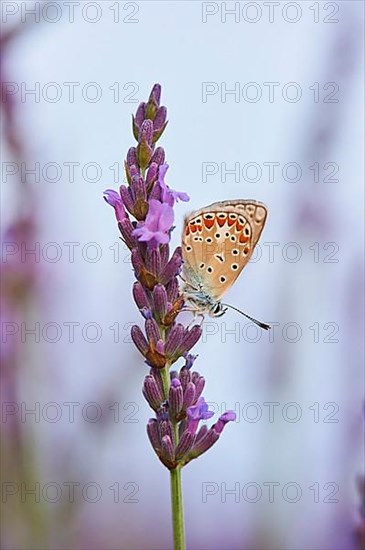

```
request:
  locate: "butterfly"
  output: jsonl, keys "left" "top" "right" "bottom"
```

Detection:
{"left": 181, "top": 199, "right": 270, "bottom": 330}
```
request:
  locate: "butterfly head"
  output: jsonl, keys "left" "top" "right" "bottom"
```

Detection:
{"left": 182, "top": 282, "right": 228, "bottom": 318}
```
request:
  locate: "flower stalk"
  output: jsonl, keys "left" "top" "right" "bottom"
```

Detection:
{"left": 104, "top": 84, "right": 236, "bottom": 550}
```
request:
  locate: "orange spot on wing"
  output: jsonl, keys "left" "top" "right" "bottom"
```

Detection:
{"left": 189, "top": 224, "right": 197, "bottom": 233}
{"left": 227, "top": 217, "right": 236, "bottom": 226}
{"left": 204, "top": 219, "right": 214, "bottom": 229}
{"left": 239, "top": 233, "right": 249, "bottom": 244}
{"left": 236, "top": 222, "right": 244, "bottom": 232}
{"left": 217, "top": 215, "right": 227, "bottom": 227}
{"left": 185, "top": 226, "right": 190, "bottom": 236}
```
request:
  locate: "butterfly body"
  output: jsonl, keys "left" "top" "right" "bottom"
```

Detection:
{"left": 181, "top": 199, "right": 268, "bottom": 321}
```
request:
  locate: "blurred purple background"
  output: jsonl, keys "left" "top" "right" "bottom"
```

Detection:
{"left": 1, "top": 1, "right": 364, "bottom": 549}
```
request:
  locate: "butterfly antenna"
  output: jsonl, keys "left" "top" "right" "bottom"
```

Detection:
{"left": 221, "top": 303, "right": 271, "bottom": 330}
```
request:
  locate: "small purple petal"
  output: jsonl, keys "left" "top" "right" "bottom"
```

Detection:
{"left": 158, "top": 164, "right": 190, "bottom": 206}
{"left": 213, "top": 411, "right": 237, "bottom": 434}
{"left": 103, "top": 189, "right": 127, "bottom": 221}
{"left": 133, "top": 200, "right": 174, "bottom": 249}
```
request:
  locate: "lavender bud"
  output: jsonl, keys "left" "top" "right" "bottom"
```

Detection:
{"left": 135, "top": 102, "right": 146, "bottom": 127}
{"left": 131, "top": 248, "right": 144, "bottom": 277}
{"left": 118, "top": 185, "right": 133, "bottom": 214}
{"left": 150, "top": 146, "right": 165, "bottom": 166}
{"left": 189, "top": 429, "right": 219, "bottom": 459}
{"left": 153, "top": 106, "right": 167, "bottom": 131}
{"left": 147, "top": 418, "right": 161, "bottom": 452}
{"left": 146, "top": 162, "right": 158, "bottom": 186}
{"left": 138, "top": 119, "right": 153, "bottom": 145}
{"left": 131, "top": 175, "right": 147, "bottom": 202}
{"left": 160, "top": 247, "right": 183, "bottom": 285}
{"left": 179, "top": 366, "right": 192, "bottom": 390}
{"left": 182, "top": 382, "right": 196, "bottom": 410}
{"left": 175, "top": 431, "right": 195, "bottom": 462}
{"left": 161, "top": 435, "right": 175, "bottom": 465}
{"left": 165, "top": 324, "right": 185, "bottom": 358}
{"left": 166, "top": 278, "right": 179, "bottom": 304}
{"left": 131, "top": 325, "right": 148, "bottom": 356}
{"left": 153, "top": 284, "right": 168, "bottom": 322}
{"left": 149, "top": 368, "right": 165, "bottom": 397}
{"left": 143, "top": 375, "right": 164, "bottom": 410}
{"left": 192, "top": 373, "right": 205, "bottom": 402}
{"left": 145, "top": 318, "right": 160, "bottom": 346}
{"left": 169, "top": 378, "right": 183, "bottom": 418}
{"left": 146, "top": 248, "right": 161, "bottom": 277}
{"left": 159, "top": 244, "right": 169, "bottom": 269}
{"left": 130, "top": 164, "right": 139, "bottom": 177}
{"left": 149, "top": 182, "right": 161, "bottom": 201}
{"left": 118, "top": 219, "right": 137, "bottom": 249}
{"left": 170, "top": 370, "right": 178, "bottom": 380}
{"left": 149, "top": 83, "right": 161, "bottom": 106}
{"left": 127, "top": 147, "right": 138, "bottom": 167}
{"left": 195, "top": 424, "right": 208, "bottom": 442}
{"left": 132, "top": 281, "right": 150, "bottom": 310}
{"left": 160, "top": 419, "right": 174, "bottom": 445}
{"left": 178, "top": 326, "right": 202, "bottom": 355}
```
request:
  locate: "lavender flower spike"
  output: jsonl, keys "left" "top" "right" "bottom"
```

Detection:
{"left": 104, "top": 85, "right": 239, "bottom": 550}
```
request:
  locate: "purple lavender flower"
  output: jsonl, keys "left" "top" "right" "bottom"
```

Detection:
{"left": 212, "top": 411, "right": 237, "bottom": 434}
{"left": 103, "top": 189, "right": 127, "bottom": 221}
{"left": 133, "top": 199, "right": 174, "bottom": 248}
{"left": 158, "top": 164, "right": 190, "bottom": 206}
{"left": 186, "top": 397, "right": 214, "bottom": 434}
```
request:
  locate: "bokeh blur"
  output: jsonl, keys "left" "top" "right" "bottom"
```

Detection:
{"left": 1, "top": 1, "right": 364, "bottom": 549}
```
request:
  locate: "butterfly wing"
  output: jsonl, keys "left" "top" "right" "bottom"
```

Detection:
{"left": 182, "top": 200, "right": 267, "bottom": 301}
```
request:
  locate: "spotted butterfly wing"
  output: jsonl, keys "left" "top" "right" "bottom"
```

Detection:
{"left": 182, "top": 200, "right": 267, "bottom": 301}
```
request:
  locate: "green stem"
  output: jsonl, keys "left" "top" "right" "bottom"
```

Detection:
{"left": 170, "top": 466, "right": 185, "bottom": 550}
{"left": 160, "top": 364, "right": 170, "bottom": 400}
